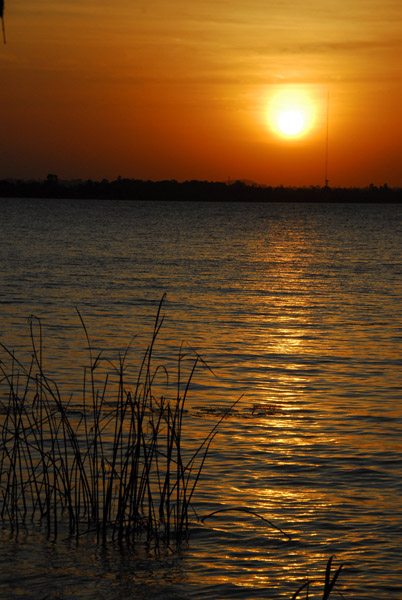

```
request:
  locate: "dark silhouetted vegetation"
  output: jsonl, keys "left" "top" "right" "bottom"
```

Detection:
{"left": 0, "top": 298, "right": 345, "bottom": 596}
{"left": 0, "top": 176, "right": 400, "bottom": 203}
{"left": 0, "top": 298, "right": 239, "bottom": 548}
{"left": 291, "top": 556, "right": 344, "bottom": 600}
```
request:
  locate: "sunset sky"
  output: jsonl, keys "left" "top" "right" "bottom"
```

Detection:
{"left": 1, "top": 0, "right": 401, "bottom": 187}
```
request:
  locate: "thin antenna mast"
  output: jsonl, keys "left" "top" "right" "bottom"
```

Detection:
{"left": 1, "top": 0, "right": 6, "bottom": 44}
{"left": 325, "top": 91, "right": 329, "bottom": 187}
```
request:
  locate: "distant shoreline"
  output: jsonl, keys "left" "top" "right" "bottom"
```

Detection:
{"left": 1, "top": 177, "right": 401, "bottom": 203}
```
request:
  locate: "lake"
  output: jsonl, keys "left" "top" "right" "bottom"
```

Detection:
{"left": 0, "top": 198, "right": 401, "bottom": 599}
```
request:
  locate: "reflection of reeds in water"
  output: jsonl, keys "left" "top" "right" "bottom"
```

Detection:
{"left": 0, "top": 297, "right": 237, "bottom": 548}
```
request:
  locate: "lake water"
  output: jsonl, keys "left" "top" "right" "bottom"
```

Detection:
{"left": 0, "top": 198, "right": 401, "bottom": 599}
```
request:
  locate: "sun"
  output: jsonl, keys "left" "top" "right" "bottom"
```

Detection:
{"left": 267, "top": 89, "right": 315, "bottom": 139}
{"left": 278, "top": 110, "right": 305, "bottom": 136}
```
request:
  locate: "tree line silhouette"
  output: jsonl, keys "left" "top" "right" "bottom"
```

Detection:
{"left": 0, "top": 176, "right": 400, "bottom": 203}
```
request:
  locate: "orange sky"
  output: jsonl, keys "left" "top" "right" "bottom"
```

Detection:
{"left": 1, "top": 0, "right": 401, "bottom": 187}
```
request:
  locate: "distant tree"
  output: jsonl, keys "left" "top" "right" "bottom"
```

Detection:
{"left": 46, "top": 174, "right": 59, "bottom": 184}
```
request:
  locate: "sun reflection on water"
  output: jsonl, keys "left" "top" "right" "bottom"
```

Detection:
{"left": 1, "top": 201, "right": 401, "bottom": 599}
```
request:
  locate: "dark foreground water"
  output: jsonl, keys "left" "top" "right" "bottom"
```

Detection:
{"left": 0, "top": 198, "right": 401, "bottom": 599}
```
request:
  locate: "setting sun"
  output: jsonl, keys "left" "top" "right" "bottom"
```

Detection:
{"left": 278, "top": 110, "right": 305, "bottom": 136}
{"left": 0, "top": 1, "right": 401, "bottom": 186}
{"left": 267, "top": 89, "right": 316, "bottom": 139}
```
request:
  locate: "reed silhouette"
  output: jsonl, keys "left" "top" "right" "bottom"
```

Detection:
{"left": 0, "top": 297, "right": 344, "bottom": 597}
{"left": 291, "top": 556, "right": 344, "bottom": 600}
{"left": 0, "top": 297, "right": 238, "bottom": 548}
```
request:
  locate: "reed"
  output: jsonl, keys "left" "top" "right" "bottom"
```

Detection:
{"left": 0, "top": 297, "right": 236, "bottom": 548}
{"left": 291, "top": 556, "right": 344, "bottom": 600}
{"left": 201, "top": 510, "right": 343, "bottom": 598}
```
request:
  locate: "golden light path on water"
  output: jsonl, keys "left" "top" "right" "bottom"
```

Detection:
{"left": 0, "top": 200, "right": 401, "bottom": 599}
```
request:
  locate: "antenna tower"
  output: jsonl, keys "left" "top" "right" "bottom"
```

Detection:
{"left": 325, "top": 91, "right": 330, "bottom": 187}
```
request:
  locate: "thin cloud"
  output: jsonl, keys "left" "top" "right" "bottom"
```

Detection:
{"left": 248, "top": 38, "right": 402, "bottom": 56}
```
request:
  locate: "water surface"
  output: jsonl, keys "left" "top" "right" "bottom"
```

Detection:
{"left": 0, "top": 198, "right": 401, "bottom": 599}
